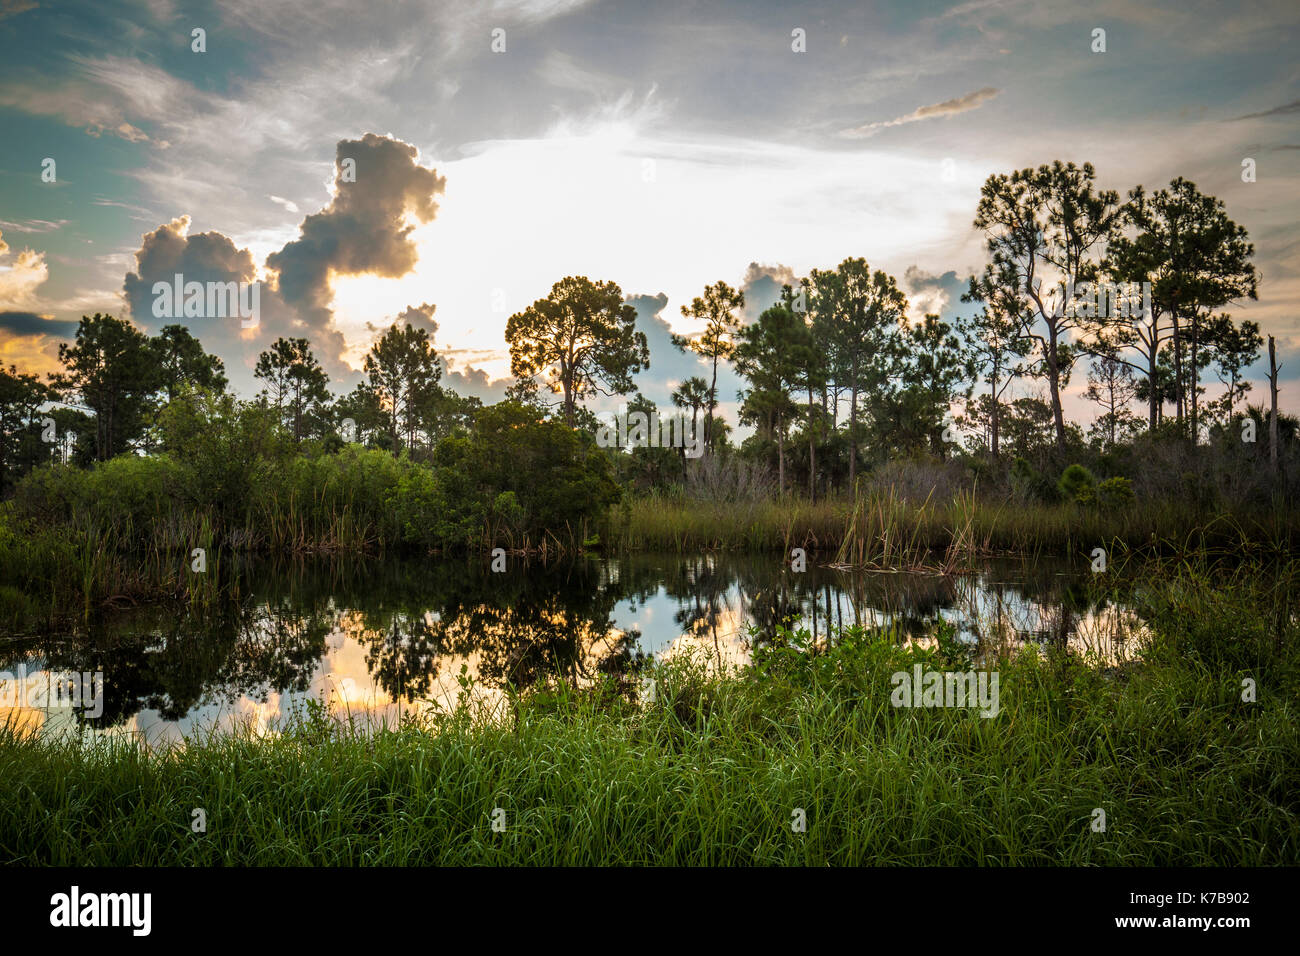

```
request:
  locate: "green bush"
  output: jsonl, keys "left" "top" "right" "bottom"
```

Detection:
{"left": 1058, "top": 463, "right": 1096, "bottom": 504}
{"left": 1011, "top": 456, "right": 1060, "bottom": 503}
{"left": 1096, "top": 475, "right": 1135, "bottom": 509}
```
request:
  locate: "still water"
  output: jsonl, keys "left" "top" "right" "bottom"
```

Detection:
{"left": 0, "top": 552, "right": 1144, "bottom": 744}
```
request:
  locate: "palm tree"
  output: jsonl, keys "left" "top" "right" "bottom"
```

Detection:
{"left": 671, "top": 376, "right": 711, "bottom": 442}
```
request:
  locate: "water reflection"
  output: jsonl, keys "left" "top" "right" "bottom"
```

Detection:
{"left": 0, "top": 552, "right": 1144, "bottom": 744}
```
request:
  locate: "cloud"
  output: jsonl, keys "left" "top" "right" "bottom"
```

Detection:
{"left": 0, "top": 310, "right": 78, "bottom": 337}
{"left": 622, "top": 291, "right": 745, "bottom": 419}
{"left": 121, "top": 215, "right": 349, "bottom": 392}
{"left": 0, "top": 0, "right": 36, "bottom": 21}
{"left": 266, "top": 133, "right": 446, "bottom": 348}
{"left": 269, "top": 196, "right": 300, "bottom": 214}
{"left": 538, "top": 51, "right": 620, "bottom": 95}
{"left": 0, "top": 218, "right": 68, "bottom": 234}
{"left": 85, "top": 121, "right": 153, "bottom": 143}
{"left": 0, "top": 229, "right": 50, "bottom": 309}
{"left": 441, "top": 358, "right": 510, "bottom": 403}
{"left": 392, "top": 301, "right": 438, "bottom": 337}
{"left": 1232, "top": 99, "right": 1300, "bottom": 121}
{"left": 486, "top": 0, "right": 599, "bottom": 24}
{"left": 122, "top": 216, "right": 260, "bottom": 325}
{"left": 626, "top": 292, "right": 695, "bottom": 406}
{"left": 739, "top": 262, "right": 798, "bottom": 322}
{"left": 0, "top": 55, "right": 198, "bottom": 146}
{"left": 840, "top": 87, "right": 1001, "bottom": 138}
{"left": 0, "top": 232, "right": 74, "bottom": 374}
{"left": 366, "top": 302, "right": 438, "bottom": 338}
{"left": 115, "top": 134, "right": 448, "bottom": 396}
{"left": 901, "top": 266, "right": 969, "bottom": 323}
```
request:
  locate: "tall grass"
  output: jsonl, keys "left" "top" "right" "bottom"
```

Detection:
{"left": 1, "top": 557, "right": 1296, "bottom": 865}
{"left": 2, "top": 445, "right": 1295, "bottom": 627}
{"left": 616, "top": 487, "right": 1297, "bottom": 557}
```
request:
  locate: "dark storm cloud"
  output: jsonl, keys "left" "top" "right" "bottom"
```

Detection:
{"left": 266, "top": 133, "right": 446, "bottom": 334}
{"left": 0, "top": 311, "right": 78, "bottom": 337}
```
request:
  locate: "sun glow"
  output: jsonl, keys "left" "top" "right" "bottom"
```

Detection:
{"left": 326, "top": 123, "right": 991, "bottom": 383}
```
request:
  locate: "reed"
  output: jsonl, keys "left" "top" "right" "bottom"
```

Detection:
{"left": 617, "top": 489, "right": 1297, "bottom": 557}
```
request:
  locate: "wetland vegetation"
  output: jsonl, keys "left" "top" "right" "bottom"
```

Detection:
{"left": 1, "top": 162, "right": 1296, "bottom": 865}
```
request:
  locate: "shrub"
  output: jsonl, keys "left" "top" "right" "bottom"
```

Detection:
{"left": 1011, "top": 456, "right": 1060, "bottom": 504}
{"left": 1095, "top": 476, "right": 1135, "bottom": 509}
{"left": 1058, "top": 464, "right": 1096, "bottom": 504}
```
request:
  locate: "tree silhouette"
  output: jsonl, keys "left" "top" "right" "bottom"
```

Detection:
{"left": 672, "top": 280, "right": 744, "bottom": 453}
{"left": 506, "top": 276, "right": 648, "bottom": 429}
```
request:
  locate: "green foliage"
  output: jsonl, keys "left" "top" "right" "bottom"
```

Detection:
{"left": 1010, "top": 456, "right": 1059, "bottom": 503}
{"left": 1058, "top": 463, "right": 1097, "bottom": 504}
{"left": 506, "top": 276, "right": 648, "bottom": 428}
{"left": 51, "top": 313, "right": 160, "bottom": 461}
{"left": 157, "top": 388, "right": 292, "bottom": 540}
{"left": 1095, "top": 476, "right": 1134, "bottom": 509}
{"left": 254, "top": 337, "right": 331, "bottom": 442}
{"left": 452, "top": 400, "right": 621, "bottom": 540}
{"left": 0, "top": 389, "right": 626, "bottom": 610}
{"left": 0, "top": 363, "right": 57, "bottom": 493}
{"left": 362, "top": 321, "right": 442, "bottom": 451}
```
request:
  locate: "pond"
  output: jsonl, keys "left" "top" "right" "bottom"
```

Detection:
{"left": 0, "top": 551, "right": 1145, "bottom": 745}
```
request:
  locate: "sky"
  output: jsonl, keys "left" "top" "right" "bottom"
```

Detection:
{"left": 1, "top": 0, "right": 1298, "bottom": 427}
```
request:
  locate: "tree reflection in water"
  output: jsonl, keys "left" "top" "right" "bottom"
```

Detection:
{"left": 0, "top": 551, "right": 1137, "bottom": 735}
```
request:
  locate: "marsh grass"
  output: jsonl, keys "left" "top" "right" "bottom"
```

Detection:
{"left": 2, "top": 557, "right": 1296, "bottom": 866}
{"left": 617, "top": 488, "right": 1296, "bottom": 560}
{"left": 2, "top": 440, "right": 1294, "bottom": 626}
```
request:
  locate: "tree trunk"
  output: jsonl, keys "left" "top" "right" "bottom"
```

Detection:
{"left": 848, "top": 373, "right": 859, "bottom": 493}
{"left": 1148, "top": 350, "right": 1159, "bottom": 432}
{"left": 1046, "top": 328, "right": 1066, "bottom": 451}
{"left": 776, "top": 410, "right": 786, "bottom": 497}
{"left": 807, "top": 385, "right": 816, "bottom": 501}
{"left": 991, "top": 399, "right": 1000, "bottom": 460}
{"left": 1190, "top": 312, "right": 1200, "bottom": 444}
{"left": 1172, "top": 304, "right": 1184, "bottom": 425}
{"left": 1269, "top": 335, "right": 1280, "bottom": 474}
{"left": 989, "top": 362, "right": 1001, "bottom": 460}
{"left": 1108, "top": 380, "right": 1116, "bottom": 448}
{"left": 706, "top": 353, "right": 719, "bottom": 454}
